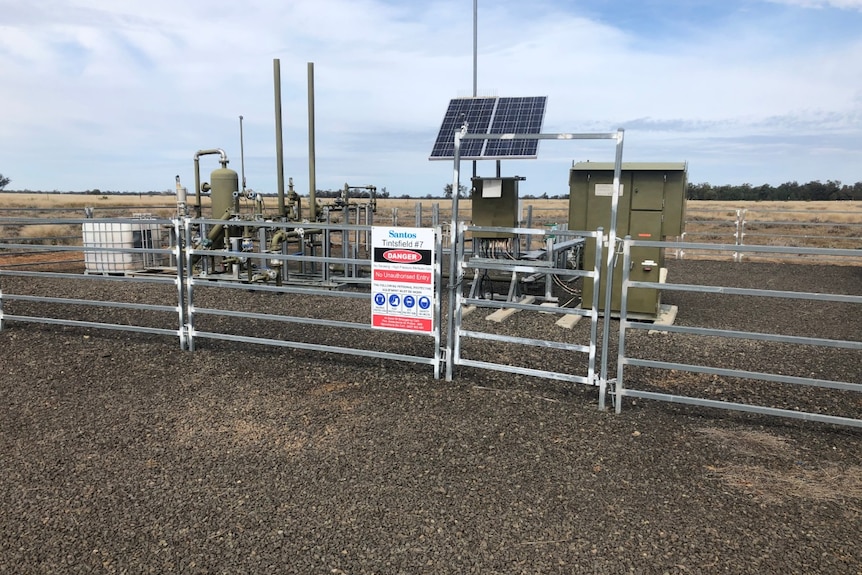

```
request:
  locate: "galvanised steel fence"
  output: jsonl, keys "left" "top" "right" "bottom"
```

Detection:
{"left": 0, "top": 216, "right": 186, "bottom": 345}
{"left": 678, "top": 206, "right": 862, "bottom": 262}
{"left": 3, "top": 214, "right": 861, "bottom": 426}
{"left": 181, "top": 218, "right": 445, "bottom": 378}
{"left": 0, "top": 215, "right": 445, "bottom": 377}
{"left": 615, "top": 238, "right": 862, "bottom": 427}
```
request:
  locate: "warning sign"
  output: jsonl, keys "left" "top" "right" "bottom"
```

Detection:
{"left": 371, "top": 227, "right": 435, "bottom": 334}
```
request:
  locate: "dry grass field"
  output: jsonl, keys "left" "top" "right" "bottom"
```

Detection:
{"left": 2, "top": 192, "right": 860, "bottom": 220}
{"left": 1, "top": 193, "right": 860, "bottom": 255}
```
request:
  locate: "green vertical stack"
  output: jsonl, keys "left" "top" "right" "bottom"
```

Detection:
{"left": 568, "top": 162, "right": 687, "bottom": 317}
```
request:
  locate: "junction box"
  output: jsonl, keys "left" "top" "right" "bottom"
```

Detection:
{"left": 471, "top": 176, "right": 524, "bottom": 239}
{"left": 568, "top": 162, "right": 687, "bottom": 317}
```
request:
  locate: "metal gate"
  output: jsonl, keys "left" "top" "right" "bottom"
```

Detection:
{"left": 182, "top": 218, "right": 445, "bottom": 378}
{"left": 447, "top": 224, "right": 610, "bottom": 408}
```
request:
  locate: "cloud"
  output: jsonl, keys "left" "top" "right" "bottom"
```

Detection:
{"left": 1, "top": 0, "right": 861, "bottom": 193}
{"left": 765, "top": 0, "right": 862, "bottom": 9}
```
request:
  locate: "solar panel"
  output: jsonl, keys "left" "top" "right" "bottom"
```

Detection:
{"left": 429, "top": 97, "right": 496, "bottom": 160}
{"left": 429, "top": 96, "right": 547, "bottom": 160}
{"left": 485, "top": 96, "right": 547, "bottom": 158}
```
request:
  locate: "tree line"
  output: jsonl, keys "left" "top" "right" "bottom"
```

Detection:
{"left": 470, "top": 179, "right": 862, "bottom": 201}
{"left": 2, "top": 172, "right": 861, "bottom": 201}
{"left": 686, "top": 180, "right": 862, "bottom": 201}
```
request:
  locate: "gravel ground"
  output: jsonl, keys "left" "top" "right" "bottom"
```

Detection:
{"left": 1, "top": 260, "right": 861, "bottom": 574}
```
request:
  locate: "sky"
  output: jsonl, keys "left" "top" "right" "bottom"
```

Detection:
{"left": 1, "top": 0, "right": 861, "bottom": 199}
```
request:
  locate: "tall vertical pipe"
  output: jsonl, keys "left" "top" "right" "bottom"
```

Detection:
{"left": 194, "top": 157, "right": 202, "bottom": 218}
{"left": 307, "top": 62, "right": 317, "bottom": 221}
{"left": 273, "top": 59, "right": 286, "bottom": 218}
{"left": 602, "top": 128, "right": 625, "bottom": 412}
{"left": 239, "top": 115, "right": 247, "bottom": 193}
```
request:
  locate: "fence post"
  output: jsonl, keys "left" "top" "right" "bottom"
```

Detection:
{"left": 734, "top": 209, "right": 746, "bottom": 262}
{"left": 365, "top": 205, "right": 372, "bottom": 248}
{"left": 183, "top": 217, "right": 196, "bottom": 352}
{"left": 615, "top": 235, "right": 633, "bottom": 413}
{"left": 175, "top": 218, "right": 188, "bottom": 350}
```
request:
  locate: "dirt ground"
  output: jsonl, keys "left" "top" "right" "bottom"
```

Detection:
{"left": 1, "top": 260, "right": 861, "bottom": 574}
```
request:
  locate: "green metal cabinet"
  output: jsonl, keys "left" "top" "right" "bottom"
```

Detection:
{"left": 471, "top": 177, "right": 523, "bottom": 239}
{"left": 569, "top": 162, "right": 687, "bottom": 316}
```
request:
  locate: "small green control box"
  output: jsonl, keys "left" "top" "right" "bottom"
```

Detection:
{"left": 471, "top": 177, "right": 524, "bottom": 239}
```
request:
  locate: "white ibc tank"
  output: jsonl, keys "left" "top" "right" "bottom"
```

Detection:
{"left": 82, "top": 221, "right": 163, "bottom": 274}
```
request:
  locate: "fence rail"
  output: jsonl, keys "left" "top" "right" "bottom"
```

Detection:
{"left": 679, "top": 206, "right": 862, "bottom": 261}
{"left": 0, "top": 216, "right": 186, "bottom": 346}
{"left": 615, "top": 238, "right": 862, "bottom": 427}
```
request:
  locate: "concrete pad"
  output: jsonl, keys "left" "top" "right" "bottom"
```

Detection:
{"left": 648, "top": 304, "right": 678, "bottom": 334}
{"left": 461, "top": 305, "right": 477, "bottom": 318}
{"left": 555, "top": 305, "right": 584, "bottom": 329}
{"left": 539, "top": 302, "right": 560, "bottom": 314}
{"left": 485, "top": 296, "right": 535, "bottom": 323}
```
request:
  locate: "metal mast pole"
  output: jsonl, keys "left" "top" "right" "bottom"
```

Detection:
{"left": 446, "top": 124, "right": 468, "bottom": 381}
{"left": 472, "top": 0, "right": 478, "bottom": 181}
{"left": 473, "top": 0, "right": 477, "bottom": 97}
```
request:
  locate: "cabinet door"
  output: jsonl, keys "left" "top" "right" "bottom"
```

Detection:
{"left": 626, "top": 211, "right": 664, "bottom": 315}
{"left": 629, "top": 210, "right": 664, "bottom": 241}
{"left": 630, "top": 171, "right": 666, "bottom": 211}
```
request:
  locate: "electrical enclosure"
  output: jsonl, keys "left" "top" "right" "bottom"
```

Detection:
{"left": 568, "top": 162, "right": 687, "bottom": 316}
{"left": 471, "top": 177, "right": 523, "bottom": 239}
